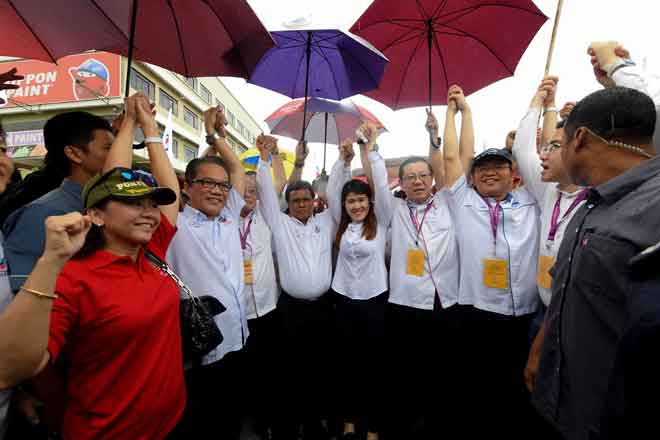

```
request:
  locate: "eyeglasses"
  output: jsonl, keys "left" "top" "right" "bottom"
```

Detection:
{"left": 474, "top": 163, "right": 510, "bottom": 173}
{"left": 540, "top": 140, "right": 562, "bottom": 155}
{"left": 401, "top": 172, "right": 432, "bottom": 183}
{"left": 192, "top": 178, "right": 232, "bottom": 192}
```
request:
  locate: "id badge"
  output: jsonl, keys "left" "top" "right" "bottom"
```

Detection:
{"left": 537, "top": 255, "right": 555, "bottom": 289}
{"left": 244, "top": 259, "right": 254, "bottom": 285}
{"left": 406, "top": 249, "right": 425, "bottom": 277}
{"left": 483, "top": 258, "right": 509, "bottom": 289}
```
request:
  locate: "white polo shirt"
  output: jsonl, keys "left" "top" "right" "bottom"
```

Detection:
{"left": 256, "top": 159, "right": 335, "bottom": 300}
{"left": 328, "top": 158, "right": 388, "bottom": 300}
{"left": 369, "top": 151, "right": 459, "bottom": 310}
{"left": 448, "top": 175, "right": 540, "bottom": 316}
{"left": 513, "top": 107, "right": 587, "bottom": 306}
{"left": 240, "top": 204, "right": 280, "bottom": 319}
{"left": 166, "top": 189, "right": 248, "bottom": 365}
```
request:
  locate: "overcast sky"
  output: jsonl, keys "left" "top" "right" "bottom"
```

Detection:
{"left": 223, "top": 0, "right": 658, "bottom": 180}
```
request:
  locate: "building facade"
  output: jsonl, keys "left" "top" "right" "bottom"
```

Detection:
{"left": 0, "top": 51, "right": 262, "bottom": 172}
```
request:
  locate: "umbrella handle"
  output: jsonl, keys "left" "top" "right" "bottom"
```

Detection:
{"left": 124, "top": 0, "right": 139, "bottom": 98}
{"left": 544, "top": 0, "right": 564, "bottom": 76}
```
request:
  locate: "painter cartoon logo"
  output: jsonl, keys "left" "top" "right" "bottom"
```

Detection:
{"left": 68, "top": 58, "right": 110, "bottom": 101}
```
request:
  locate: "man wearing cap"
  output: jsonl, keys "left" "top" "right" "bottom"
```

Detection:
{"left": 443, "top": 86, "right": 540, "bottom": 437}
{"left": 532, "top": 85, "right": 660, "bottom": 439}
{"left": 165, "top": 105, "right": 247, "bottom": 440}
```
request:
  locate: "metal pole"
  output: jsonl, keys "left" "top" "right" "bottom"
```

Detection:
{"left": 427, "top": 19, "right": 433, "bottom": 111}
{"left": 124, "top": 0, "right": 139, "bottom": 97}
{"left": 322, "top": 112, "right": 328, "bottom": 172}
{"left": 300, "top": 32, "right": 313, "bottom": 141}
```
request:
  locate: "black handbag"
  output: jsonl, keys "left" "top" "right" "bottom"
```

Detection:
{"left": 145, "top": 250, "right": 225, "bottom": 362}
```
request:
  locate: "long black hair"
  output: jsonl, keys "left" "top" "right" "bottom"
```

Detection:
{"left": 334, "top": 179, "right": 377, "bottom": 248}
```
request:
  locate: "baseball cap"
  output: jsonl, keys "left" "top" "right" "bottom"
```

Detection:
{"left": 83, "top": 167, "right": 177, "bottom": 209}
{"left": 75, "top": 58, "right": 109, "bottom": 81}
{"left": 471, "top": 148, "right": 513, "bottom": 171}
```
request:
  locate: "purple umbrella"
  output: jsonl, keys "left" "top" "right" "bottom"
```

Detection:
{"left": 249, "top": 29, "right": 388, "bottom": 141}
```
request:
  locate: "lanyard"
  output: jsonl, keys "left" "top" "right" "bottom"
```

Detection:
{"left": 481, "top": 195, "right": 503, "bottom": 250}
{"left": 239, "top": 215, "right": 254, "bottom": 250}
{"left": 547, "top": 189, "right": 588, "bottom": 244}
{"left": 408, "top": 200, "right": 433, "bottom": 246}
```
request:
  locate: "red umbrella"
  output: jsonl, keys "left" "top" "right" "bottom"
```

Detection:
{"left": 350, "top": 0, "right": 547, "bottom": 110}
{"left": 0, "top": 0, "right": 274, "bottom": 96}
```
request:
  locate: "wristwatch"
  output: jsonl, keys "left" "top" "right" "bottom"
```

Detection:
{"left": 206, "top": 132, "right": 222, "bottom": 145}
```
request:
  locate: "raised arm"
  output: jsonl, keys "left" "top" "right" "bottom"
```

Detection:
{"left": 326, "top": 139, "right": 354, "bottom": 224}
{"left": 102, "top": 93, "right": 145, "bottom": 172}
{"left": 256, "top": 138, "right": 285, "bottom": 236}
{"left": 287, "top": 140, "right": 308, "bottom": 186}
{"left": 0, "top": 213, "right": 90, "bottom": 389}
{"left": 204, "top": 106, "right": 245, "bottom": 197}
{"left": 512, "top": 77, "right": 557, "bottom": 202}
{"left": 360, "top": 122, "right": 394, "bottom": 225}
{"left": 425, "top": 108, "right": 445, "bottom": 188}
{"left": 136, "top": 95, "right": 180, "bottom": 225}
{"left": 439, "top": 87, "right": 463, "bottom": 187}
{"left": 455, "top": 87, "right": 475, "bottom": 173}
{"left": 541, "top": 77, "right": 559, "bottom": 148}
{"left": 264, "top": 136, "right": 287, "bottom": 195}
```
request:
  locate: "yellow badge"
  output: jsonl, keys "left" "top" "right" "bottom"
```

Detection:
{"left": 483, "top": 258, "right": 509, "bottom": 289}
{"left": 244, "top": 259, "right": 254, "bottom": 285}
{"left": 537, "top": 255, "right": 556, "bottom": 290}
{"left": 406, "top": 249, "right": 426, "bottom": 277}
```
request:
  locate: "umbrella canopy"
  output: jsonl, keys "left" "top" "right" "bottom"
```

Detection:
{"left": 249, "top": 29, "right": 388, "bottom": 101}
{"left": 350, "top": 0, "right": 547, "bottom": 110}
{"left": 0, "top": 0, "right": 274, "bottom": 79}
{"left": 265, "top": 97, "right": 386, "bottom": 146}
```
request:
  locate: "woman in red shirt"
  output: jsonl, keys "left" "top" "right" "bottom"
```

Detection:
{"left": 0, "top": 93, "right": 184, "bottom": 439}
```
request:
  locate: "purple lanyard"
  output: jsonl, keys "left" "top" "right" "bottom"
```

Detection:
{"left": 239, "top": 215, "right": 253, "bottom": 250}
{"left": 408, "top": 201, "right": 433, "bottom": 246}
{"left": 481, "top": 196, "right": 502, "bottom": 248}
{"left": 547, "top": 189, "right": 588, "bottom": 243}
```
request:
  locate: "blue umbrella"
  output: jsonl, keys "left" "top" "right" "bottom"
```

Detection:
{"left": 249, "top": 29, "right": 388, "bottom": 141}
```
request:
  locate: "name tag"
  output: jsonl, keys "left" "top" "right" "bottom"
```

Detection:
{"left": 483, "top": 258, "right": 509, "bottom": 289}
{"left": 406, "top": 249, "right": 425, "bottom": 277}
{"left": 537, "top": 255, "right": 555, "bottom": 289}
{"left": 244, "top": 259, "right": 254, "bottom": 285}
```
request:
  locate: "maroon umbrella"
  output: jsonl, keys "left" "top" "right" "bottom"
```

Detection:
{"left": 350, "top": 0, "right": 547, "bottom": 110}
{"left": 0, "top": 0, "right": 274, "bottom": 96}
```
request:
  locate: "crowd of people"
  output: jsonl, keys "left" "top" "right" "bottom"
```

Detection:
{"left": 0, "top": 40, "right": 658, "bottom": 440}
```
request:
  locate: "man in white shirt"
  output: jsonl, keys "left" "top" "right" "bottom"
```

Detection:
{"left": 166, "top": 106, "right": 247, "bottom": 440}
{"left": 256, "top": 139, "right": 344, "bottom": 440}
{"left": 443, "top": 86, "right": 541, "bottom": 438}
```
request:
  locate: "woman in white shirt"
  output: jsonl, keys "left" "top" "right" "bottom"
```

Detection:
{"left": 327, "top": 136, "right": 389, "bottom": 440}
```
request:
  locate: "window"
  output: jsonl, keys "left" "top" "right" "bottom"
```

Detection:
{"left": 130, "top": 69, "right": 155, "bottom": 101}
{"left": 237, "top": 120, "right": 245, "bottom": 137}
{"left": 215, "top": 98, "right": 225, "bottom": 112}
{"left": 171, "top": 138, "right": 179, "bottom": 157}
{"left": 200, "top": 85, "right": 212, "bottom": 104}
{"left": 184, "top": 146, "right": 197, "bottom": 163}
{"left": 159, "top": 90, "right": 178, "bottom": 115}
{"left": 226, "top": 110, "right": 235, "bottom": 128}
{"left": 184, "top": 77, "right": 197, "bottom": 90}
{"left": 183, "top": 107, "right": 199, "bottom": 129}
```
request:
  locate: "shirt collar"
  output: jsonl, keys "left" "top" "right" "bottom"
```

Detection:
{"left": 182, "top": 204, "right": 223, "bottom": 223}
{"left": 592, "top": 155, "right": 660, "bottom": 204}
{"left": 61, "top": 178, "right": 83, "bottom": 200}
{"left": 88, "top": 247, "right": 146, "bottom": 270}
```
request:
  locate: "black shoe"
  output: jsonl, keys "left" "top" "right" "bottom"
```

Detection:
{"left": 303, "top": 421, "right": 331, "bottom": 440}
{"left": 341, "top": 433, "right": 359, "bottom": 440}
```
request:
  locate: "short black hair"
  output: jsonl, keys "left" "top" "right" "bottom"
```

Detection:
{"left": 398, "top": 157, "right": 433, "bottom": 181}
{"left": 564, "top": 87, "right": 656, "bottom": 142}
{"left": 285, "top": 180, "right": 315, "bottom": 202}
{"left": 185, "top": 156, "right": 229, "bottom": 183}
{"left": 556, "top": 119, "right": 566, "bottom": 129}
{"left": 43, "top": 111, "right": 112, "bottom": 176}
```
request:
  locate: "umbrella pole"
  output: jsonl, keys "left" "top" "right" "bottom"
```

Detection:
{"left": 427, "top": 19, "right": 433, "bottom": 112}
{"left": 544, "top": 0, "right": 565, "bottom": 76}
{"left": 322, "top": 112, "right": 328, "bottom": 172}
{"left": 300, "top": 32, "right": 313, "bottom": 142}
{"left": 124, "top": 0, "right": 139, "bottom": 98}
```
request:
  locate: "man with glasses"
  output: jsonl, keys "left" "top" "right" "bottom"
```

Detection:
{"left": 166, "top": 106, "right": 247, "bottom": 440}
{"left": 509, "top": 78, "right": 588, "bottom": 402}
{"left": 443, "top": 86, "right": 541, "bottom": 438}
{"left": 532, "top": 79, "right": 660, "bottom": 438}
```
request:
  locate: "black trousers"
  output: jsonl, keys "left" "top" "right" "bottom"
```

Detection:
{"left": 274, "top": 291, "right": 336, "bottom": 439}
{"left": 168, "top": 350, "right": 246, "bottom": 440}
{"left": 384, "top": 297, "right": 463, "bottom": 440}
{"left": 334, "top": 291, "right": 388, "bottom": 433}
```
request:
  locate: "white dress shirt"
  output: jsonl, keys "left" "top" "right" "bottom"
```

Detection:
{"left": 612, "top": 64, "right": 660, "bottom": 151}
{"left": 328, "top": 158, "right": 388, "bottom": 300}
{"left": 0, "top": 236, "right": 12, "bottom": 440}
{"left": 240, "top": 204, "right": 280, "bottom": 319}
{"left": 369, "top": 151, "right": 459, "bottom": 310}
{"left": 166, "top": 189, "right": 248, "bottom": 365}
{"left": 256, "top": 159, "right": 336, "bottom": 300}
{"left": 448, "top": 175, "right": 540, "bottom": 316}
{"left": 513, "top": 106, "right": 587, "bottom": 306}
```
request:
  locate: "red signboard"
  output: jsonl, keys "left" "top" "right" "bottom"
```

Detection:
{"left": 0, "top": 51, "right": 121, "bottom": 108}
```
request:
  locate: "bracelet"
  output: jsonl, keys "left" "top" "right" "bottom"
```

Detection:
{"left": 144, "top": 137, "right": 162, "bottom": 145}
{"left": 543, "top": 107, "right": 558, "bottom": 116}
{"left": 21, "top": 287, "right": 58, "bottom": 300}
